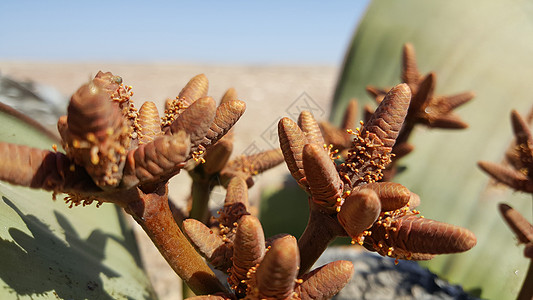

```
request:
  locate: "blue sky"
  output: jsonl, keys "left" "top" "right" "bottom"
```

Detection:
{"left": 0, "top": 1, "right": 369, "bottom": 64}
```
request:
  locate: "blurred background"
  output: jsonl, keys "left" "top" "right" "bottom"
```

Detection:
{"left": 2, "top": 1, "right": 533, "bottom": 299}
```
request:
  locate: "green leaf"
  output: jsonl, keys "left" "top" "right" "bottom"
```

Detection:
{"left": 0, "top": 104, "right": 156, "bottom": 299}
{"left": 332, "top": 1, "right": 533, "bottom": 299}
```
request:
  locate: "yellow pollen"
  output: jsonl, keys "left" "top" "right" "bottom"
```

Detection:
{"left": 90, "top": 147, "right": 100, "bottom": 164}
{"left": 86, "top": 133, "right": 96, "bottom": 143}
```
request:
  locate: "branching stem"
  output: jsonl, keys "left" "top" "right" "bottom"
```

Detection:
{"left": 124, "top": 184, "right": 225, "bottom": 295}
{"left": 298, "top": 200, "right": 346, "bottom": 275}
{"left": 189, "top": 179, "right": 214, "bottom": 224}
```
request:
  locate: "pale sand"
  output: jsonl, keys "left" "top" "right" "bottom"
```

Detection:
{"left": 0, "top": 61, "right": 339, "bottom": 299}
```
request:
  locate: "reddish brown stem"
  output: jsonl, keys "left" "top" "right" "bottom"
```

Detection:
{"left": 124, "top": 184, "right": 225, "bottom": 295}
{"left": 297, "top": 201, "right": 346, "bottom": 275}
{"left": 189, "top": 179, "right": 215, "bottom": 224}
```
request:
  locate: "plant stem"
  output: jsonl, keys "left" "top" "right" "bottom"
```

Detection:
{"left": 297, "top": 205, "right": 345, "bottom": 275}
{"left": 189, "top": 179, "right": 214, "bottom": 223}
{"left": 125, "top": 184, "right": 226, "bottom": 295}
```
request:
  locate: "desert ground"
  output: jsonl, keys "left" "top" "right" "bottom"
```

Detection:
{"left": 0, "top": 61, "right": 340, "bottom": 299}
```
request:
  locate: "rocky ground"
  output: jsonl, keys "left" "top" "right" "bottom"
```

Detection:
{"left": 0, "top": 62, "right": 476, "bottom": 299}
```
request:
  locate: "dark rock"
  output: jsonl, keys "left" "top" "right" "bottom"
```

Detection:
{"left": 314, "top": 247, "right": 478, "bottom": 300}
